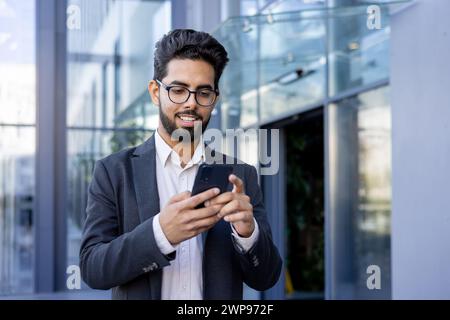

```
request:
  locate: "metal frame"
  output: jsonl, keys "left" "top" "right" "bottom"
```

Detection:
{"left": 324, "top": 103, "right": 333, "bottom": 300}
{"left": 323, "top": 7, "right": 332, "bottom": 300}
{"left": 35, "top": 0, "right": 67, "bottom": 293}
{"left": 0, "top": 123, "right": 36, "bottom": 128}
{"left": 171, "top": 0, "right": 187, "bottom": 29}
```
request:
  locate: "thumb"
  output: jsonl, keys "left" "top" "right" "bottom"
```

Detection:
{"left": 230, "top": 174, "right": 245, "bottom": 194}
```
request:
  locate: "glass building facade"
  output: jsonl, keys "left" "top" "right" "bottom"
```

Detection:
{"left": 0, "top": 0, "right": 411, "bottom": 299}
{"left": 0, "top": 0, "right": 36, "bottom": 295}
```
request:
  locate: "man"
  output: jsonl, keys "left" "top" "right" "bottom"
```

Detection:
{"left": 79, "top": 29, "right": 282, "bottom": 300}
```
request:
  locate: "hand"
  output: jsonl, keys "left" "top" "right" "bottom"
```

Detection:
{"left": 159, "top": 188, "right": 223, "bottom": 245}
{"left": 205, "top": 174, "right": 255, "bottom": 238}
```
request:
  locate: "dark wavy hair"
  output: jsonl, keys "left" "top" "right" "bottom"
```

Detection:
{"left": 153, "top": 29, "right": 229, "bottom": 90}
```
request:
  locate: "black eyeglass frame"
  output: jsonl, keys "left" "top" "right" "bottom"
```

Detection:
{"left": 155, "top": 79, "right": 219, "bottom": 107}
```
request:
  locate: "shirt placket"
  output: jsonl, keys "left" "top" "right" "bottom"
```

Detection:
{"left": 178, "top": 168, "right": 190, "bottom": 298}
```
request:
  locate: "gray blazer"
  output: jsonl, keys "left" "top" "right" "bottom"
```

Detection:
{"left": 79, "top": 134, "right": 282, "bottom": 299}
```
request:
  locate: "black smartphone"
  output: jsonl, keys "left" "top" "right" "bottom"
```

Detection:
{"left": 191, "top": 163, "right": 233, "bottom": 208}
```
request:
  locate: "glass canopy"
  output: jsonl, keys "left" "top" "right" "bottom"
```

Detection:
{"left": 212, "top": 1, "right": 411, "bottom": 129}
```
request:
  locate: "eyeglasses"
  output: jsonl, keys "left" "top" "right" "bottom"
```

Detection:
{"left": 156, "top": 79, "right": 219, "bottom": 107}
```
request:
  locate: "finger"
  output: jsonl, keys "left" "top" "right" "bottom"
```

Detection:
{"left": 186, "top": 204, "right": 223, "bottom": 221}
{"left": 191, "top": 214, "right": 221, "bottom": 231}
{"left": 167, "top": 190, "right": 191, "bottom": 205}
{"left": 223, "top": 211, "right": 251, "bottom": 223}
{"left": 218, "top": 200, "right": 252, "bottom": 218}
{"left": 205, "top": 192, "right": 250, "bottom": 207}
{"left": 178, "top": 187, "right": 220, "bottom": 209}
{"left": 229, "top": 174, "right": 245, "bottom": 194}
{"left": 204, "top": 192, "right": 234, "bottom": 207}
{"left": 196, "top": 225, "right": 214, "bottom": 235}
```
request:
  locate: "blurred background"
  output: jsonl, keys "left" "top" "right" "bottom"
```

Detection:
{"left": 0, "top": 0, "right": 449, "bottom": 300}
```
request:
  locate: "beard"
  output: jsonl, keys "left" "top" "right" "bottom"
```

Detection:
{"left": 159, "top": 107, "right": 211, "bottom": 143}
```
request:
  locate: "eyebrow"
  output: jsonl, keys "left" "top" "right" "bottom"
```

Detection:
{"left": 169, "top": 80, "right": 214, "bottom": 90}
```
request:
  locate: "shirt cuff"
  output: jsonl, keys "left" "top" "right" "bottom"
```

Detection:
{"left": 230, "top": 218, "right": 259, "bottom": 253}
{"left": 152, "top": 213, "right": 178, "bottom": 255}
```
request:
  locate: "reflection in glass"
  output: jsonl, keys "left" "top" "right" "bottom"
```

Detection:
{"left": 0, "top": 0, "right": 36, "bottom": 296}
{"left": 328, "top": 86, "right": 391, "bottom": 299}
{"left": 328, "top": 6, "right": 390, "bottom": 96}
{"left": 67, "top": 0, "right": 171, "bottom": 129}
{"left": 260, "top": 0, "right": 325, "bottom": 14}
{"left": 214, "top": 18, "right": 259, "bottom": 129}
{"left": 214, "top": 4, "right": 395, "bottom": 130}
{"left": 0, "top": 126, "right": 35, "bottom": 295}
{"left": 259, "top": 11, "right": 326, "bottom": 121}
{"left": 0, "top": 0, "right": 36, "bottom": 125}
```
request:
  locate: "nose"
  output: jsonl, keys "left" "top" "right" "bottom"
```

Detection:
{"left": 183, "top": 90, "right": 198, "bottom": 109}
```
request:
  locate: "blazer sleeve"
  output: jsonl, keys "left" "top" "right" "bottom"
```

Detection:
{"left": 231, "top": 165, "right": 283, "bottom": 291}
{"left": 79, "top": 159, "right": 173, "bottom": 290}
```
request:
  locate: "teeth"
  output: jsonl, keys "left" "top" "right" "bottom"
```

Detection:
{"left": 179, "top": 116, "right": 196, "bottom": 121}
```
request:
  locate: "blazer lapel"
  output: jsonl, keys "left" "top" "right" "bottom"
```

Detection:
{"left": 131, "top": 134, "right": 160, "bottom": 223}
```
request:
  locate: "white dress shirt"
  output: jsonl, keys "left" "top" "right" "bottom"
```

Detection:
{"left": 151, "top": 129, "right": 259, "bottom": 300}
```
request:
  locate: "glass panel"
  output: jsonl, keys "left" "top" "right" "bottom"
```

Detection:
{"left": 260, "top": 0, "right": 326, "bottom": 14}
{"left": 214, "top": 10, "right": 326, "bottom": 128}
{"left": 328, "top": 5, "right": 391, "bottom": 96}
{"left": 240, "top": 0, "right": 259, "bottom": 16}
{"left": 0, "top": 126, "right": 35, "bottom": 295}
{"left": 0, "top": 0, "right": 36, "bottom": 125}
{"left": 214, "top": 17, "right": 259, "bottom": 129}
{"left": 259, "top": 10, "right": 326, "bottom": 122}
{"left": 0, "top": 0, "right": 36, "bottom": 296}
{"left": 328, "top": 85, "right": 391, "bottom": 299}
{"left": 67, "top": 0, "right": 171, "bottom": 129}
{"left": 214, "top": 1, "right": 408, "bottom": 131}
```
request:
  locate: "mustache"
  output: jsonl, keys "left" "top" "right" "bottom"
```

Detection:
{"left": 175, "top": 111, "right": 202, "bottom": 119}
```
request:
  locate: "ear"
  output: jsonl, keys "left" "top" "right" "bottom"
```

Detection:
{"left": 148, "top": 80, "right": 160, "bottom": 106}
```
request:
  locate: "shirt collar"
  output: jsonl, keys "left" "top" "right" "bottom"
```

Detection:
{"left": 154, "top": 129, "right": 205, "bottom": 168}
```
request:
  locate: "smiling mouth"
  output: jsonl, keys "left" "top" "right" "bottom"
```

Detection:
{"left": 177, "top": 114, "right": 200, "bottom": 122}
